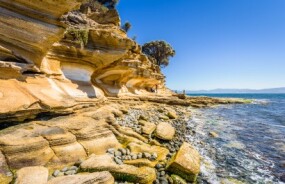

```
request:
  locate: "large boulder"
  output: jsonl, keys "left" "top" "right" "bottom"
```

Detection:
{"left": 80, "top": 154, "right": 156, "bottom": 184}
{"left": 15, "top": 166, "right": 48, "bottom": 184}
{"left": 166, "top": 142, "right": 200, "bottom": 182}
{"left": 155, "top": 122, "right": 175, "bottom": 140}
{"left": 47, "top": 171, "right": 114, "bottom": 184}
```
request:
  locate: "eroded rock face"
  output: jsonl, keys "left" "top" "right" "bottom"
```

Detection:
{"left": 0, "top": 0, "right": 167, "bottom": 123}
{"left": 0, "top": 0, "right": 83, "bottom": 66}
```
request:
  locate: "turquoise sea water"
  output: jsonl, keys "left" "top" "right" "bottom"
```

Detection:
{"left": 186, "top": 94, "right": 285, "bottom": 184}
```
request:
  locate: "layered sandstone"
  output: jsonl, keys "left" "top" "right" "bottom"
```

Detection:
{"left": 0, "top": 1, "right": 250, "bottom": 183}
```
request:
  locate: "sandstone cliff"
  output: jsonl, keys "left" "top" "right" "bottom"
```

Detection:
{"left": 0, "top": 0, "right": 167, "bottom": 123}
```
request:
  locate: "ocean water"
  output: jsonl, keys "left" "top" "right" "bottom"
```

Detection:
{"left": 186, "top": 94, "right": 285, "bottom": 184}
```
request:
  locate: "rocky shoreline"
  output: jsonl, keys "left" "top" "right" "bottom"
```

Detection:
{"left": 0, "top": 95, "right": 248, "bottom": 184}
{"left": 0, "top": 1, "right": 250, "bottom": 183}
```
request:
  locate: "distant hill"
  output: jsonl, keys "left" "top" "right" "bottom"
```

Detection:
{"left": 185, "top": 87, "right": 285, "bottom": 94}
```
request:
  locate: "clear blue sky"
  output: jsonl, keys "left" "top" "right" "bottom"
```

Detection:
{"left": 117, "top": 0, "right": 285, "bottom": 90}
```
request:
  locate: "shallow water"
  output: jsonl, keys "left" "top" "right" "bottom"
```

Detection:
{"left": 186, "top": 94, "right": 285, "bottom": 184}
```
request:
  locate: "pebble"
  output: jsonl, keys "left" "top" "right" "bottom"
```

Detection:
{"left": 126, "top": 148, "right": 131, "bottom": 155}
{"left": 69, "top": 166, "right": 78, "bottom": 171}
{"left": 143, "top": 152, "right": 151, "bottom": 159}
{"left": 115, "top": 151, "right": 122, "bottom": 157}
{"left": 114, "top": 157, "right": 123, "bottom": 165}
{"left": 61, "top": 167, "right": 68, "bottom": 172}
{"left": 57, "top": 172, "right": 64, "bottom": 177}
{"left": 137, "top": 153, "right": 143, "bottom": 159}
{"left": 155, "top": 164, "right": 163, "bottom": 169}
{"left": 160, "top": 171, "right": 166, "bottom": 176}
{"left": 107, "top": 148, "right": 115, "bottom": 154}
{"left": 159, "top": 177, "right": 169, "bottom": 184}
{"left": 131, "top": 154, "right": 137, "bottom": 160}
{"left": 119, "top": 148, "right": 127, "bottom": 155}
{"left": 53, "top": 170, "right": 60, "bottom": 177}
{"left": 5, "top": 172, "right": 13, "bottom": 177}
{"left": 65, "top": 170, "right": 76, "bottom": 175}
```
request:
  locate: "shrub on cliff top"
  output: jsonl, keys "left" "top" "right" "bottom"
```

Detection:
{"left": 97, "top": 0, "right": 119, "bottom": 9}
{"left": 142, "top": 41, "right": 175, "bottom": 67}
{"left": 122, "top": 22, "right": 131, "bottom": 33}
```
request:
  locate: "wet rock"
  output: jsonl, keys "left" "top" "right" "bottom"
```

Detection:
{"left": 166, "top": 142, "right": 200, "bottom": 182}
{"left": 171, "top": 174, "right": 187, "bottom": 184}
{"left": 281, "top": 174, "right": 285, "bottom": 182}
{"left": 15, "top": 166, "right": 48, "bottom": 184}
{"left": 155, "top": 122, "right": 175, "bottom": 140}
{"left": 209, "top": 131, "right": 219, "bottom": 138}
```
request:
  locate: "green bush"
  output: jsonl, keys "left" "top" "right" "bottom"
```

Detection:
{"left": 66, "top": 28, "right": 89, "bottom": 48}
{"left": 142, "top": 40, "right": 175, "bottom": 67}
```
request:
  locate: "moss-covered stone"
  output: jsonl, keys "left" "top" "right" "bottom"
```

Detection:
{"left": 171, "top": 174, "right": 187, "bottom": 184}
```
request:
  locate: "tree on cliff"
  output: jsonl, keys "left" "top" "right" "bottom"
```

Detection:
{"left": 97, "top": 0, "right": 119, "bottom": 9}
{"left": 142, "top": 41, "right": 175, "bottom": 67}
{"left": 122, "top": 22, "right": 131, "bottom": 32}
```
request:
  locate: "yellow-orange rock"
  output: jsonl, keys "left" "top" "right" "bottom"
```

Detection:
{"left": 167, "top": 142, "right": 201, "bottom": 182}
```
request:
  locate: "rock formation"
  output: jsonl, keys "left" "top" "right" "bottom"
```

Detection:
{"left": 0, "top": 1, "right": 249, "bottom": 183}
{"left": 0, "top": 0, "right": 168, "bottom": 123}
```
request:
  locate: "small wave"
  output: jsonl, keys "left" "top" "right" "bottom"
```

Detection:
{"left": 252, "top": 99, "right": 271, "bottom": 105}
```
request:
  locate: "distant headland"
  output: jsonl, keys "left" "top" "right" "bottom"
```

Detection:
{"left": 184, "top": 87, "right": 285, "bottom": 94}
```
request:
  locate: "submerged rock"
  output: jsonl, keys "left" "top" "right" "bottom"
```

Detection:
{"left": 209, "top": 131, "right": 219, "bottom": 138}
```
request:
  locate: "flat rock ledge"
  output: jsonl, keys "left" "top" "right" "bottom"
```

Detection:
{"left": 80, "top": 154, "right": 156, "bottom": 184}
{"left": 0, "top": 96, "right": 246, "bottom": 183}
